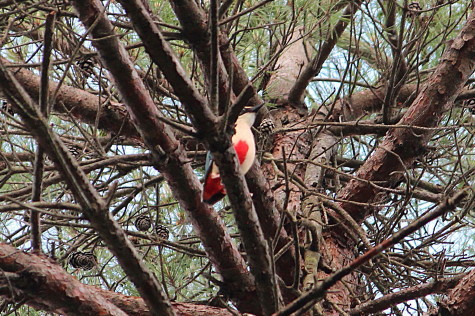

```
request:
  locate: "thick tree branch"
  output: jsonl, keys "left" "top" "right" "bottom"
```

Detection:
{"left": 114, "top": 0, "right": 218, "bottom": 135}
{"left": 246, "top": 162, "right": 296, "bottom": 287}
{"left": 0, "top": 57, "right": 140, "bottom": 139}
{"left": 0, "top": 61, "right": 175, "bottom": 315}
{"left": 70, "top": 0, "right": 260, "bottom": 313}
{"left": 0, "top": 243, "right": 126, "bottom": 315}
{"left": 349, "top": 274, "right": 465, "bottom": 315}
{"left": 169, "top": 0, "right": 234, "bottom": 112}
{"left": 337, "top": 8, "right": 475, "bottom": 220}
{"left": 287, "top": 1, "right": 363, "bottom": 106}
{"left": 0, "top": 243, "right": 236, "bottom": 316}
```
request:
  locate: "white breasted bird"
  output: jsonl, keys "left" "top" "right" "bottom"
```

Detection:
{"left": 203, "top": 103, "right": 264, "bottom": 204}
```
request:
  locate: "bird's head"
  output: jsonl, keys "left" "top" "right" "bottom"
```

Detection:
{"left": 236, "top": 103, "right": 264, "bottom": 126}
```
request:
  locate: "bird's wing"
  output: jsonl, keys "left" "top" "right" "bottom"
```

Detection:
{"left": 204, "top": 151, "right": 214, "bottom": 180}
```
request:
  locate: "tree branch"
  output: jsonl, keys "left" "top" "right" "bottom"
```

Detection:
{"left": 0, "top": 242, "right": 236, "bottom": 316}
{"left": 70, "top": 0, "right": 259, "bottom": 313}
{"left": 337, "top": 8, "right": 475, "bottom": 220}
{"left": 349, "top": 274, "right": 465, "bottom": 315}
{"left": 170, "top": 0, "right": 234, "bottom": 112}
{"left": 287, "top": 1, "right": 363, "bottom": 105}
{"left": 30, "top": 10, "right": 56, "bottom": 253}
{"left": 275, "top": 189, "right": 468, "bottom": 316}
{"left": 0, "top": 57, "right": 140, "bottom": 139}
{"left": 0, "top": 243, "right": 127, "bottom": 315}
{"left": 0, "top": 59, "right": 175, "bottom": 315}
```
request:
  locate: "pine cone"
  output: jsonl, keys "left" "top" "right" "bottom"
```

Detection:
{"left": 258, "top": 118, "right": 275, "bottom": 135}
{"left": 66, "top": 144, "right": 81, "bottom": 157}
{"left": 407, "top": 2, "right": 422, "bottom": 17}
{"left": 155, "top": 224, "right": 170, "bottom": 240}
{"left": 69, "top": 251, "right": 97, "bottom": 270}
{"left": 1, "top": 100, "right": 14, "bottom": 115}
{"left": 76, "top": 57, "right": 95, "bottom": 78}
{"left": 466, "top": 99, "right": 475, "bottom": 114}
{"left": 135, "top": 215, "right": 152, "bottom": 231}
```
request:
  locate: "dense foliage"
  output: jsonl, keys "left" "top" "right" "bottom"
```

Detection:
{"left": 0, "top": 0, "right": 474, "bottom": 315}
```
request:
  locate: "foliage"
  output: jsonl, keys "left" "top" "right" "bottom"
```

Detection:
{"left": 0, "top": 0, "right": 474, "bottom": 315}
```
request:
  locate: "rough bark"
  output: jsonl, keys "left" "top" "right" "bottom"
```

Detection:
{"left": 337, "top": 9, "right": 475, "bottom": 221}
{"left": 0, "top": 243, "right": 127, "bottom": 316}
{"left": 427, "top": 270, "right": 475, "bottom": 316}
{"left": 0, "top": 60, "right": 176, "bottom": 316}
{"left": 0, "top": 243, "right": 237, "bottom": 316}
{"left": 349, "top": 274, "right": 465, "bottom": 315}
{"left": 275, "top": 189, "right": 468, "bottom": 316}
{"left": 266, "top": 26, "right": 310, "bottom": 103}
{"left": 0, "top": 58, "right": 139, "bottom": 139}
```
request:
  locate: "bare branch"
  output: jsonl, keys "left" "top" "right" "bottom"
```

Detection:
{"left": 0, "top": 58, "right": 175, "bottom": 316}
{"left": 275, "top": 189, "right": 468, "bottom": 316}
{"left": 287, "top": 1, "right": 363, "bottom": 105}
{"left": 337, "top": 8, "right": 475, "bottom": 220}
{"left": 349, "top": 274, "right": 465, "bottom": 315}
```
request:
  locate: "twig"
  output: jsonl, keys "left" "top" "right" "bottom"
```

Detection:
{"left": 30, "top": 11, "right": 56, "bottom": 253}
{"left": 210, "top": 0, "right": 219, "bottom": 114}
{"left": 219, "top": 0, "right": 274, "bottom": 26}
{"left": 220, "top": 83, "right": 255, "bottom": 135}
{"left": 349, "top": 273, "right": 465, "bottom": 315}
{"left": 274, "top": 189, "right": 468, "bottom": 316}
{"left": 287, "top": 1, "right": 363, "bottom": 105}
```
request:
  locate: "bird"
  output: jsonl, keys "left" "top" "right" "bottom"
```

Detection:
{"left": 202, "top": 103, "right": 264, "bottom": 204}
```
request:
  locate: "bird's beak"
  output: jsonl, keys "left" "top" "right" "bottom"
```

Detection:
{"left": 249, "top": 103, "right": 264, "bottom": 113}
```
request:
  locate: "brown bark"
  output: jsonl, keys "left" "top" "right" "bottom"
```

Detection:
{"left": 427, "top": 270, "right": 475, "bottom": 316}
{"left": 0, "top": 243, "right": 238, "bottom": 316}
{"left": 0, "top": 58, "right": 139, "bottom": 139}
{"left": 70, "top": 0, "right": 264, "bottom": 313}
{"left": 246, "top": 161, "right": 297, "bottom": 287}
{"left": 337, "top": 10, "right": 475, "bottom": 221}
{"left": 0, "top": 243, "right": 127, "bottom": 316}
{"left": 259, "top": 3, "right": 475, "bottom": 315}
{"left": 260, "top": 3, "right": 369, "bottom": 314}
{"left": 266, "top": 26, "right": 310, "bottom": 103}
